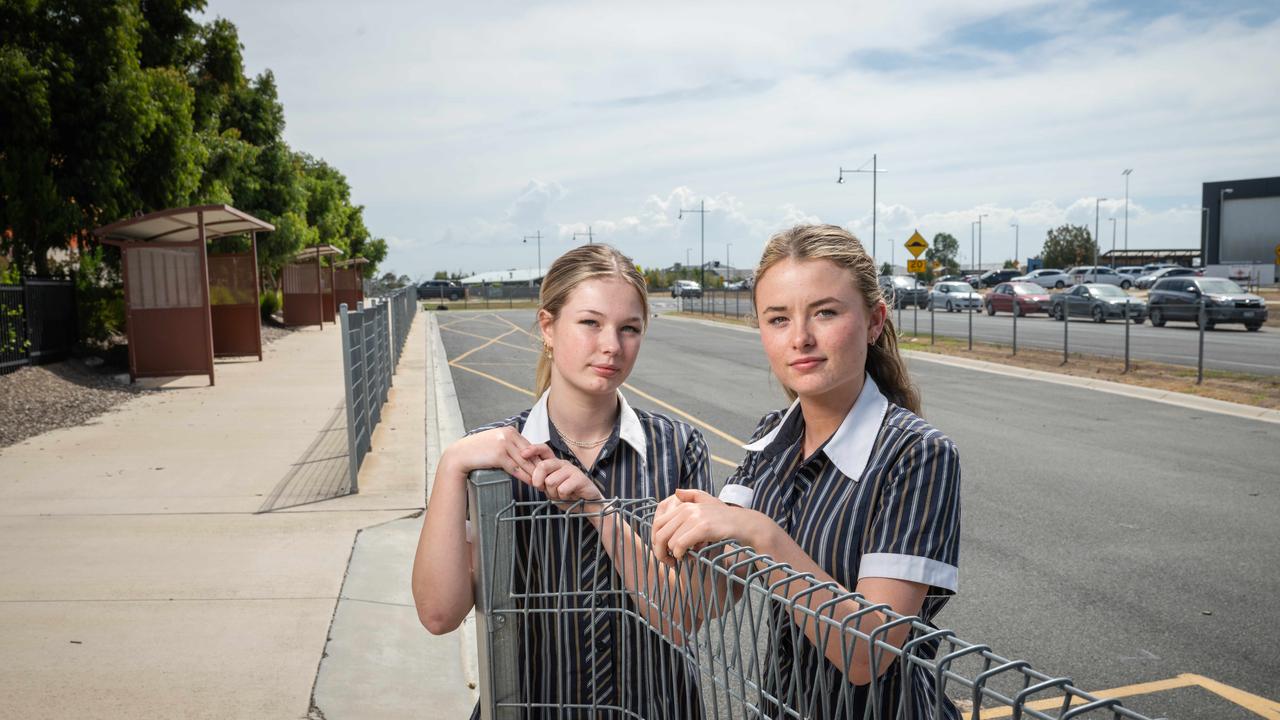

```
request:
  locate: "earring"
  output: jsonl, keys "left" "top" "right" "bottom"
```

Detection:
{"left": 544, "top": 347, "right": 553, "bottom": 359}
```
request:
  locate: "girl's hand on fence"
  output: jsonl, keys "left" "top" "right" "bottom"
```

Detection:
{"left": 652, "top": 488, "right": 757, "bottom": 566}
{"left": 528, "top": 457, "right": 604, "bottom": 512}
{"left": 442, "top": 427, "right": 537, "bottom": 483}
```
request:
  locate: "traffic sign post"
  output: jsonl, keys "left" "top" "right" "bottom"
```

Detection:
{"left": 905, "top": 231, "right": 928, "bottom": 258}
{"left": 907, "top": 259, "right": 926, "bottom": 273}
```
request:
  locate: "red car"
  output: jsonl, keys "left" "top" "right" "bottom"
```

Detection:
{"left": 985, "top": 282, "right": 1051, "bottom": 316}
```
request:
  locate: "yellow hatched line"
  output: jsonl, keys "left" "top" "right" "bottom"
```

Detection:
{"left": 448, "top": 361, "right": 535, "bottom": 398}
{"left": 974, "top": 673, "right": 1279, "bottom": 719}
{"left": 441, "top": 325, "right": 537, "bottom": 354}
{"left": 450, "top": 328, "right": 519, "bottom": 364}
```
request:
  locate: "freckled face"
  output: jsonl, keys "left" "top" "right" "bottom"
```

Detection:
{"left": 754, "top": 258, "right": 886, "bottom": 403}
{"left": 540, "top": 277, "right": 646, "bottom": 396}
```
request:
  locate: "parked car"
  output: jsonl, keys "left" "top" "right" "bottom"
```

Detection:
{"left": 671, "top": 279, "right": 703, "bottom": 298}
{"left": 879, "top": 276, "right": 929, "bottom": 308}
{"left": 1013, "top": 268, "right": 1073, "bottom": 289}
{"left": 1134, "top": 266, "right": 1200, "bottom": 290}
{"left": 724, "top": 280, "right": 749, "bottom": 291}
{"left": 1050, "top": 284, "right": 1146, "bottom": 323}
{"left": 1063, "top": 265, "right": 1132, "bottom": 289}
{"left": 1116, "top": 266, "right": 1146, "bottom": 279}
{"left": 978, "top": 269, "right": 1023, "bottom": 288}
{"left": 1147, "top": 277, "right": 1268, "bottom": 331}
{"left": 985, "top": 282, "right": 1051, "bottom": 316}
{"left": 936, "top": 274, "right": 967, "bottom": 284}
{"left": 1141, "top": 262, "right": 1180, "bottom": 274}
{"left": 417, "top": 279, "right": 464, "bottom": 301}
{"left": 928, "top": 281, "right": 982, "bottom": 312}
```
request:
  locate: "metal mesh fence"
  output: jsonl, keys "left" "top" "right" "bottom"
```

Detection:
{"left": 468, "top": 470, "right": 1162, "bottom": 720}
{"left": 338, "top": 287, "right": 417, "bottom": 493}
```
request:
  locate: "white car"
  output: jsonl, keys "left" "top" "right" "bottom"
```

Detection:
{"left": 671, "top": 279, "right": 702, "bottom": 298}
{"left": 928, "top": 281, "right": 982, "bottom": 312}
{"left": 1013, "top": 268, "right": 1073, "bottom": 289}
{"left": 1064, "top": 266, "right": 1132, "bottom": 289}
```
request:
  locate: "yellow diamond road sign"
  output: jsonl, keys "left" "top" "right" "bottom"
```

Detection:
{"left": 905, "top": 231, "right": 928, "bottom": 258}
{"left": 907, "top": 259, "right": 926, "bottom": 273}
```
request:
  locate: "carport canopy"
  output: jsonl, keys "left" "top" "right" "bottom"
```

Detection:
{"left": 94, "top": 204, "right": 275, "bottom": 386}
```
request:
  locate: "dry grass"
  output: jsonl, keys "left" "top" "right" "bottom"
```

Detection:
{"left": 669, "top": 311, "right": 1280, "bottom": 410}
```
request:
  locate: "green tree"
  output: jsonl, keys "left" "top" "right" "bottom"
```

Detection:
{"left": 1003, "top": 259, "right": 1019, "bottom": 269}
{"left": 433, "top": 270, "right": 449, "bottom": 280}
{"left": 1041, "top": 224, "right": 1096, "bottom": 270}
{"left": 926, "top": 233, "right": 960, "bottom": 274}
{"left": 880, "top": 261, "right": 892, "bottom": 276}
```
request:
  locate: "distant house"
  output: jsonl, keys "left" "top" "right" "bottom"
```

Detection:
{"left": 458, "top": 268, "right": 544, "bottom": 286}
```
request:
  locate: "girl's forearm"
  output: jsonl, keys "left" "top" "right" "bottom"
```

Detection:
{"left": 411, "top": 456, "right": 476, "bottom": 634}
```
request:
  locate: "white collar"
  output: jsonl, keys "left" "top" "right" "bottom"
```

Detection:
{"left": 521, "top": 389, "right": 648, "bottom": 458}
{"left": 742, "top": 374, "right": 890, "bottom": 481}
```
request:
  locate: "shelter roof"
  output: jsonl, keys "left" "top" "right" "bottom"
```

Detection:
{"left": 294, "top": 245, "right": 345, "bottom": 261}
{"left": 92, "top": 205, "right": 274, "bottom": 244}
{"left": 335, "top": 257, "right": 370, "bottom": 268}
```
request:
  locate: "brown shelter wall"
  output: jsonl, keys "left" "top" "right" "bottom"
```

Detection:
{"left": 128, "top": 247, "right": 201, "bottom": 309}
{"left": 129, "top": 307, "right": 209, "bottom": 377}
{"left": 207, "top": 253, "right": 262, "bottom": 358}
{"left": 282, "top": 263, "right": 323, "bottom": 326}
{"left": 211, "top": 305, "right": 261, "bottom": 357}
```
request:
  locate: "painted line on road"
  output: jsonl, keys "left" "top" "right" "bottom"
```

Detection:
{"left": 974, "top": 673, "right": 1278, "bottom": 719}
{"left": 441, "top": 325, "right": 538, "bottom": 354}
{"left": 448, "top": 361, "right": 535, "bottom": 398}
{"left": 449, "top": 328, "right": 520, "bottom": 364}
{"left": 619, "top": 382, "right": 747, "bottom": 448}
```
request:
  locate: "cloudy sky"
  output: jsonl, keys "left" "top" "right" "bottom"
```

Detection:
{"left": 202, "top": 0, "right": 1280, "bottom": 278}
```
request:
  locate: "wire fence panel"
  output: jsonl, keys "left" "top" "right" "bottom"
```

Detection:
{"left": 1, "top": 278, "right": 77, "bottom": 374}
{"left": 468, "top": 470, "right": 1162, "bottom": 720}
{"left": 338, "top": 287, "right": 417, "bottom": 493}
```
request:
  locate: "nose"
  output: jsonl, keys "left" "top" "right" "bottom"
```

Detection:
{"left": 599, "top": 328, "right": 621, "bottom": 356}
{"left": 789, "top": 316, "right": 814, "bottom": 351}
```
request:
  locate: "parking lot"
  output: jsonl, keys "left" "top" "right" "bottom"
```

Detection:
{"left": 437, "top": 307, "right": 1279, "bottom": 719}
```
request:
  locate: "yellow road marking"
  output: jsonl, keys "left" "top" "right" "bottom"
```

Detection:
{"left": 621, "top": 382, "right": 747, "bottom": 448}
{"left": 710, "top": 454, "right": 738, "bottom": 469}
{"left": 448, "top": 361, "right": 535, "bottom": 397}
{"left": 974, "top": 673, "right": 1279, "bottom": 719}
{"left": 441, "top": 325, "right": 538, "bottom": 354}
{"left": 450, "top": 328, "right": 519, "bottom": 364}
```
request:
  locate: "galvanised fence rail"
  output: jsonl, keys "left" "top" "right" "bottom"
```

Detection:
{"left": 0, "top": 278, "right": 77, "bottom": 375}
{"left": 468, "top": 470, "right": 1162, "bottom": 720}
{"left": 337, "top": 286, "right": 417, "bottom": 493}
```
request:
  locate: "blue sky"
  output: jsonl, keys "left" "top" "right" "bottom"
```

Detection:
{"left": 202, "top": 0, "right": 1280, "bottom": 278}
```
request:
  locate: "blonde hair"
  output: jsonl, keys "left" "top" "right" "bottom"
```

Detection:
{"left": 534, "top": 244, "right": 649, "bottom": 396}
{"left": 751, "top": 224, "right": 921, "bottom": 415}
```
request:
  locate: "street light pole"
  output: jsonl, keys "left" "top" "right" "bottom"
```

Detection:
{"left": 1093, "top": 198, "right": 1106, "bottom": 282}
{"left": 977, "top": 213, "right": 989, "bottom": 272}
{"left": 1011, "top": 222, "right": 1019, "bottom": 269}
{"left": 1122, "top": 169, "right": 1133, "bottom": 252}
{"left": 678, "top": 200, "right": 708, "bottom": 289}
{"left": 1219, "top": 188, "right": 1234, "bottom": 259}
{"left": 1109, "top": 217, "right": 1117, "bottom": 264}
{"left": 572, "top": 226, "right": 594, "bottom": 244}
{"left": 838, "top": 154, "right": 888, "bottom": 264}
{"left": 970, "top": 221, "right": 977, "bottom": 275}
{"left": 726, "top": 243, "right": 732, "bottom": 283}
{"left": 522, "top": 231, "right": 542, "bottom": 280}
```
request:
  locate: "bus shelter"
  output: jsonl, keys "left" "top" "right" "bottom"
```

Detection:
{"left": 93, "top": 204, "right": 274, "bottom": 386}
{"left": 283, "top": 245, "right": 342, "bottom": 327}
{"left": 334, "top": 258, "right": 368, "bottom": 311}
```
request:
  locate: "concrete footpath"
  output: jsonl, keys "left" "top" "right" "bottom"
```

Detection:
{"left": 0, "top": 312, "right": 475, "bottom": 719}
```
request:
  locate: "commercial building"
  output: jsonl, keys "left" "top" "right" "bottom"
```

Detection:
{"left": 1202, "top": 176, "right": 1280, "bottom": 285}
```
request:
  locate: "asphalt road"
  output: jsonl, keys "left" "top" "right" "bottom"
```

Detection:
{"left": 436, "top": 308, "right": 1280, "bottom": 719}
{"left": 673, "top": 294, "right": 1280, "bottom": 376}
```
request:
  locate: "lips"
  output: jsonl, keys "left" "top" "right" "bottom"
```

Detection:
{"left": 789, "top": 357, "right": 824, "bottom": 371}
{"left": 591, "top": 365, "right": 620, "bottom": 377}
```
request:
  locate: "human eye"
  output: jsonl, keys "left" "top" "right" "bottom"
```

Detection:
{"left": 766, "top": 315, "right": 788, "bottom": 326}
{"left": 621, "top": 324, "right": 641, "bottom": 334}
{"left": 578, "top": 318, "right": 599, "bottom": 327}
{"left": 816, "top": 307, "right": 838, "bottom": 318}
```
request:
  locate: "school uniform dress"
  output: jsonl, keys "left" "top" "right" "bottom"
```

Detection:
{"left": 468, "top": 390, "right": 712, "bottom": 719}
{"left": 718, "top": 374, "right": 962, "bottom": 720}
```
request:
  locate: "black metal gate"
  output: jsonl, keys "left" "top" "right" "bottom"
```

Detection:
{"left": 0, "top": 278, "right": 77, "bottom": 374}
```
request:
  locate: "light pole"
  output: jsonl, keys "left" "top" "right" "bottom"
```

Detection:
{"left": 1122, "top": 169, "right": 1133, "bottom": 252}
{"left": 1109, "top": 217, "right": 1117, "bottom": 265}
{"left": 1200, "top": 207, "right": 1209, "bottom": 258}
{"left": 970, "top": 221, "right": 977, "bottom": 275}
{"left": 838, "top": 154, "right": 888, "bottom": 264}
{"left": 522, "top": 231, "right": 542, "bottom": 281}
{"left": 678, "top": 200, "right": 707, "bottom": 289}
{"left": 726, "top": 243, "right": 732, "bottom": 283}
{"left": 685, "top": 247, "right": 691, "bottom": 269}
{"left": 1093, "top": 198, "right": 1106, "bottom": 282}
{"left": 977, "top": 213, "right": 989, "bottom": 273}
{"left": 572, "top": 226, "right": 594, "bottom": 244}
{"left": 1010, "top": 222, "right": 1020, "bottom": 269}
{"left": 1219, "top": 188, "right": 1234, "bottom": 257}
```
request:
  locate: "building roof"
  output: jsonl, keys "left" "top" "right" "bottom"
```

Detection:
{"left": 93, "top": 204, "right": 274, "bottom": 244}
{"left": 459, "top": 268, "right": 544, "bottom": 285}
{"left": 294, "top": 244, "right": 344, "bottom": 261}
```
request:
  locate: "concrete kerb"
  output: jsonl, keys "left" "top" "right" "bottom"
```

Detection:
{"left": 309, "top": 311, "right": 478, "bottom": 720}
{"left": 656, "top": 312, "right": 1280, "bottom": 425}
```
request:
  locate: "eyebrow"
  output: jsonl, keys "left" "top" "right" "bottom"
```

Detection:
{"left": 760, "top": 297, "right": 844, "bottom": 314}
{"left": 577, "top": 308, "right": 644, "bottom": 323}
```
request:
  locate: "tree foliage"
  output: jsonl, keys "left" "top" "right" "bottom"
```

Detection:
{"left": 1040, "top": 224, "right": 1097, "bottom": 270}
{"left": 0, "top": 1, "right": 384, "bottom": 280}
{"left": 925, "top": 233, "right": 960, "bottom": 274}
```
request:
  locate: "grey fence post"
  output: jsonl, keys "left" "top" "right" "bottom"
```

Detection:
{"left": 1123, "top": 299, "right": 1131, "bottom": 373}
{"left": 1062, "top": 298, "right": 1070, "bottom": 364}
{"left": 1011, "top": 296, "right": 1018, "bottom": 356}
{"left": 1197, "top": 298, "right": 1207, "bottom": 384}
{"left": 338, "top": 304, "right": 360, "bottom": 494}
{"left": 913, "top": 301, "right": 918, "bottom": 337}
{"left": 930, "top": 300, "right": 935, "bottom": 345}
{"left": 469, "top": 469, "right": 519, "bottom": 720}
{"left": 967, "top": 298, "right": 973, "bottom": 351}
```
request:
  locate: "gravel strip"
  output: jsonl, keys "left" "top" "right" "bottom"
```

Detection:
{"left": 0, "top": 360, "right": 152, "bottom": 449}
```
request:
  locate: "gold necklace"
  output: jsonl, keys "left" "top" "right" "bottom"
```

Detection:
{"left": 559, "top": 430, "right": 610, "bottom": 449}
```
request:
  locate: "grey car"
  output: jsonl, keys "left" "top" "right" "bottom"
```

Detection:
{"left": 1147, "top": 277, "right": 1268, "bottom": 331}
{"left": 879, "top": 276, "right": 928, "bottom": 308}
{"left": 1050, "top": 284, "right": 1146, "bottom": 323}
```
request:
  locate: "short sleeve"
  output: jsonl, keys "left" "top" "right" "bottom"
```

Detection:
{"left": 717, "top": 411, "right": 784, "bottom": 507}
{"left": 679, "top": 428, "right": 714, "bottom": 493}
{"left": 858, "top": 434, "right": 961, "bottom": 593}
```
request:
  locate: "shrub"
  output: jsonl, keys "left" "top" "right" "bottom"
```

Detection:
{"left": 75, "top": 247, "right": 125, "bottom": 349}
{"left": 260, "top": 289, "right": 282, "bottom": 320}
